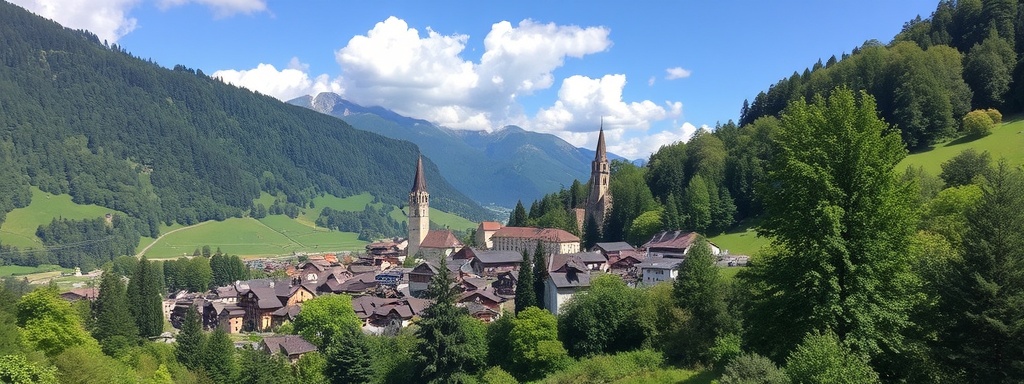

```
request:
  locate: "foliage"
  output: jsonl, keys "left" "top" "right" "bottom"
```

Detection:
{"left": 719, "top": 353, "right": 789, "bottom": 384}
{"left": 985, "top": 108, "right": 1003, "bottom": 124}
{"left": 293, "top": 352, "right": 327, "bottom": 384}
{"left": 237, "top": 347, "right": 295, "bottom": 384}
{"left": 673, "top": 237, "right": 735, "bottom": 366}
{"left": 626, "top": 209, "right": 662, "bottom": 246}
{"left": 485, "top": 313, "right": 515, "bottom": 367}
{"left": 209, "top": 252, "right": 247, "bottom": 287}
{"left": 533, "top": 240, "right": 547, "bottom": 310}
{"left": 16, "top": 287, "right": 99, "bottom": 357}
{"left": 538, "top": 349, "right": 665, "bottom": 384}
{"left": 202, "top": 329, "right": 237, "bottom": 384}
{"left": 293, "top": 294, "right": 362, "bottom": 348}
{"left": 415, "top": 257, "right": 486, "bottom": 382}
{"left": 784, "top": 331, "right": 879, "bottom": 384}
{"left": 932, "top": 161, "right": 1024, "bottom": 382}
{"left": 0, "top": 354, "right": 57, "bottom": 384}
{"left": 497, "top": 307, "right": 572, "bottom": 381}
{"left": 316, "top": 205, "right": 405, "bottom": 241}
{"left": 605, "top": 161, "right": 658, "bottom": 242}
{"left": 508, "top": 200, "right": 528, "bottom": 227}
{"left": 93, "top": 267, "right": 138, "bottom": 353}
{"left": 174, "top": 305, "right": 205, "bottom": 370}
{"left": 963, "top": 109, "right": 996, "bottom": 137}
{"left": 127, "top": 256, "right": 163, "bottom": 338}
{"left": 939, "top": 148, "right": 992, "bottom": 187}
{"left": 33, "top": 215, "right": 144, "bottom": 270}
{"left": 919, "top": 184, "right": 983, "bottom": 249}
{"left": 367, "top": 330, "right": 419, "bottom": 384}
{"left": 325, "top": 327, "right": 374, "bottom": 384}
{"left": 478, "top": 366, "right": 517, "bottom": 384}
{"left": 743, "top": 89, "right": 917, "bottom": 365}
{"left": 514, "top": 251, "right": 537, "bottom": 313}
{"left": 558, "top": 275, "right": 652, "bottom": 357}
{"left": 53, "top": 345, "right": 136, "bottom": 384}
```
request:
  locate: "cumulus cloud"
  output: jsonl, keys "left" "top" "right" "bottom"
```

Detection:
{"left": 606, "top": 122, "right": 702, "bottom": 160}
{"left": 533, "top": 74, "right": 678, "bottom": 134}
{"left": 665, "top": 66, "right": 692, "bottom": 80}
{"left": 331, "top": 16, "right": 612, "bottom": 130}
{"left": 157, "top": 0, "right": 267, "bottom": 17}
{"left": 212, "top": 62, "right": 341, "bottom": 101}
{"left": 8, "top": 0, "right": 141, "bottom": 43}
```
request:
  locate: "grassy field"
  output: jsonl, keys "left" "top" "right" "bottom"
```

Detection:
{"left": 898, "top": 119, "right": 1024, "bottom": 174}
{"left": 0, "top": 264, "right": 70, "bottom": 277}
{"left": 0, "top": 187, "right": 118, "bottom": 248}
{"left": 138, "top": 216, "right": 367, "bottom": 259}
{"left": 709, "top": 222, "right": 769, "bottom": 257}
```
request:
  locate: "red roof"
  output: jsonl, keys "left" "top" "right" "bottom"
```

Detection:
{"left": 479, "top": 221, "right": 502, "bottom": 231}
{"left": 643, "top": 230, "right": 699, "bottom": 250}
{"left": 420, "top": 230, "right": 464, "bottom": 249}
{"left": 491, "top": 227, "right": 580, "bottom": 243}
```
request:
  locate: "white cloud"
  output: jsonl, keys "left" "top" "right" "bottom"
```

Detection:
{"left": 665, "top": 66, "right": 692, "bottom": 80}
{"left": 606, "top": 122, "right": 702, "bottom": 160}
{"left": 648, "top": 76, "right": 656, "bottom": 86}
{"left": 330, "top": 16, "right": 612, "bottom": 130}
{"left": 212, "top": 63, "right": 341, "bottom": 101}
{"left": 533, "top": 74, "right": 678, "bottom": 133}
{"left": 157, "top": 0, "right": 267, "bottom": 17}
{"left": 8, "top": 0, "right": 140, "bottom": 43}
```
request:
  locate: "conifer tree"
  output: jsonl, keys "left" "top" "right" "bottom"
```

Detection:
{"left": 127, "top": 256, "right": 163, "bottom": 338}
{"left": 583, "top": 215, "right": 601, "bottom": 250}
{"left": 324, "top": 327, "right": 373, "bottom": 383}
{"left": 93, "top": 267, "right": 138, "bottom": 354}
{"left": 175, "top": 305, "right": 205, "bottom": 370}
{"left": 532, "top": 241, "right": 547, "bottom": 310}
{"left": 673, "top": 238, "right": 735, "bottom": 365}
{"left": 662, "top": 193, "right": 682, "bottom": 230}
{"left": 509, "top": 200, "right": 528, "bottom": 227}
{"left": 515, "top": 250, "right": 536, "bottom": 313}
{"left": 415, "top": 258, "right": 484, "bottom": 381}
{"left": 203, "top": 329, "right": 237, "bottom": 384}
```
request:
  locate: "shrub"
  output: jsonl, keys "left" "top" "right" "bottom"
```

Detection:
{"left": 720, "top": 353, "right": 789, "bottom": 384}
{"left": 785, "top": 331, "right": 878, "bottom": 384}
{"left": 479, "top": 367, "right": 518, "bottom": 384}
{"left": 984, "top": 108, "right": 1002, "bottom": 125}
{"left": 962, "top": 110, "right": 995, "bottom": 137}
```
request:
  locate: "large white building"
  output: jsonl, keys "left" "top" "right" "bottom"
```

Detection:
{"left": 489, "top": 226, "right": 580, "bottom": 255}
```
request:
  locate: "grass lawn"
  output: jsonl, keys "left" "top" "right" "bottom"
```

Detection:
{"left": 0, "top": 264, "right": 69, "bottom": 277}
{"left": 0, "top": 187, "right": 118, "bottom": 248}
{"left": 298, "top": 193, "right": 376, "bottom": 225}
{"left": 720, "top": 266, "right": 744, "bottom": 282}
{"left": 897, "top": 119, "right": 1024, "bottom": 175}
{"left": 709, "top": 221, "right": 768, "bottom": 257}
{"left": 614, "top": 368, "right": 716, "bottom": 384}
{"left": 139, "top": 216, "right": 367, "bottom": 259}
{"left": 428, "top": 208, "right": 477, "bottom": 231}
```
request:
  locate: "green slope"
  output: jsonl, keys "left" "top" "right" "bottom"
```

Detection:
{"left": 0, "top": 187, "right": 118, "bottom": 248}
{"left": 897, "top": 119, "right": 1024, "bottom": 174}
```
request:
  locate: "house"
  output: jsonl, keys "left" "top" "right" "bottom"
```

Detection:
{"left": 313, "top": 268, "right": 355, "bottom": 295}
{"left": 466, "top": 248, "right": 524, "bottom": 277}
{"left": 490, "top": 227, "right": 581, "bottom": 255}
{"left": 237, "top": 279, "right": 316, "bottom": 332}
{"left": 457, "top": 289, "right": 505, "bottom": 312}
{"left": 417, "top": 230, "right": 464, "bottom": 260}
{"left": 491, "top": 272, "right": 517, "bottom": 297}
{"left": 406, "top": 259, "right": 465, "bottom": 297}
{"left": 260, "top": 335, "right": 318, "bottom": 363}
{"left": 608, "top": 249, "right": 645, "bottom": 271}
{"left": 333, "top": 272, "right": 379, "bottom": 295}
{"left": 637, "top": 257, "right": 684, "bottom": 286}
{"left": 545, "top": 253, "right": 592, "bottom": 315}
{"left": 206, "top": 302, "right": 245, "bottom": 333}
{"left": 592, "top": 242, "right": 636, "bottom": 258}
{"left": 559, "top": 251, "right": 608, "bottom": 272}
{"left": 59, "top": 287, "right": 99, "bottom": 302}
{"left": 363, "top": 239, "right": 405, "bottom": 266}
{"left": 643, "top": 231, "right": 721, "bottom": 258}
{"left": 465, "top": 302, "right": 501, "bottom": 322}
{"left": 351, "top": 296, "right": 431, "bottom": 334}
{"left": 475, "top": 221, "right": 503, "bottom": 249}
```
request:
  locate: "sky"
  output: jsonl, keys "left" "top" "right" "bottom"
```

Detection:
{"left": 9, "top": 0, "right": 939, "bottom": 160}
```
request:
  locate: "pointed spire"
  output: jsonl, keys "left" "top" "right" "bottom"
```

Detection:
{"left": 595, "top": 118, "right": 607, "bottom": 161}
{"left": 411, "top": 155, "right": 427, "bottom": 193}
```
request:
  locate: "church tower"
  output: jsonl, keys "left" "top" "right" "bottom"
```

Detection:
{"left": 585, "top": 122, "right": 612, "bottom": 236}
{"left": 407, "top": 155, "right": 430, "bottom": 258}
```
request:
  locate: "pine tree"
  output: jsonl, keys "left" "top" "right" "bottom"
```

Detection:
{"left": 415, "top": 258, "right": 485, "bottom": 381}
{"left": 127, "top": 256, "right": 164, "bottom": 338}
{"left": 203, "top": 329, "right": 237, "bottom": 384}
{"left": 662, "top": 193, "right": 681, "bottom": 230}
{"left": 175, "top": 305, "right": 205, "bottom": 370}
{"left": 682, "top": 175, "right": 711, "bottom": 232}
{"left": 510, "top": 200, "right": 528, "bottom": 227}
{"left": 533, "top": 241, "right": 547, "bottom": 310}
{"left": 673, "top": 237, "right": 734, "bottom": 365}
{"left": 515, "top": 250, "right": 536, "bottom": 313}
{"left": 93, "top": 268, "right": 138, "bottom": 355}
{"left": 324, "top": 327, "right": 374, "bottom": 383}
{"left": 583, "top": 215, "right": 601, "bottom": 250}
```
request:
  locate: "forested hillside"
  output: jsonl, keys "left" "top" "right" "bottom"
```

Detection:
{"left": 0, "top": 1, "right": 489, "bottom": 262}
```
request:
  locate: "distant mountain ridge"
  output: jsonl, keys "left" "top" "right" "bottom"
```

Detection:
{"left": 290, "top": 92, "right": 629, "bottom": 207}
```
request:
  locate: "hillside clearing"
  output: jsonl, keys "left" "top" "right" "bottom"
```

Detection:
{"left": 0, "top": 187, "right": 118, "bottom": 248}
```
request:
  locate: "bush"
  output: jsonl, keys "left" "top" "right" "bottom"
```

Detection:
{"left": 479, "top": 367, "right": 517, "bottom": 384}
{"left": 962, "top": 110, "right": 995, "bottom": 137}
{"left": 985, "top": 108, "right": 1002, "bottom": 125}
{"left": 785, "top": 331, "right": 878, "bottom": 384}
{"left": 720, "top": 353, "right": 789, "bottom": 384}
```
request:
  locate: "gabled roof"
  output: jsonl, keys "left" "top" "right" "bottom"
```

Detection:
{"left": 608, "top": 250, "right": 646, "bottom": 266}
{"left": 637, "top": 257, "right": 684, "bottom": 270}
{"left": 491, "top": 227, "right": 580, "bottom": 243}
{"left": 594, "top": 242, "right": 636, "bottom": 253}
{"left": 271, "top": 304, "right": 302, "bottom": 320}
{"left": 561, "top": 251, "right": 606, "bottom": 264}
{"left": 643, "top": 231, "right": 699, "bottom": 250}
{"left": 420, "top": 230, "right": 464, "bottom": 249}
{"left": 472, "top": 249, "right": 524, "bottom": 264}
{"left": 479, "top": 221, "right": 502, "bottom": 231}
{"left": 411, "top": 155, "right": 428, "bottom": 193}
{"left": 457, "top": 289, "right": 505, "bottom": 305}
{"left": 549, "top": 253, "right": 590, "bottom": 274}
{"left": 548, "top": 271, "right": 591, "bottom": 288}
{"left": 247, "top": 287, "right": 283, "bottom": 309}
{"left": 262, "top": 335, "right": 317, "bottom": 357}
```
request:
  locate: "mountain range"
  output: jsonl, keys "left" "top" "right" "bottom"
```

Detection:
{"left": 289, "top": 92, "right": 629, "bottom": 207}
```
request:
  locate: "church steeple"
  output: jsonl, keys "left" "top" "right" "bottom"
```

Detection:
{"left": 585, "top": 119, "right": 612, "bottom": 237}
{"left": 411, "top": 155, "right": 427, "bottom": 193}
{"left": 595, "top": 119, "right": 607, "bottom": 162}
{"left": 408, "top": 155, "right": 430, "bottom": 258}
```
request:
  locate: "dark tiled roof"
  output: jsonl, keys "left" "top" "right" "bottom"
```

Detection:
{"left": 248, "top": 287, "right": 283, "bottom": 309}
{"left": 562, "top": 251, "right": 606, "bottom": 264}
{"left": 472, "top": 249, "right": 524, "bottom": 264}
{"left": 272, "top": 304, "right": 302, "bottom": 320}
{"left": 412, "top": 155, "right": 427, "bottom": 193}
{"left": 457, "top": 289, "right": 504, "bottom": 305}
{"left": 643, "top": 231, "right": 699, "bottom": 250}
{"left": 262, "top": 335, "right": 317, "bottom": 356}
{"left": 548, "top": 271, "right": 591, "bottom": 288}
{"left": 594, "top": 242, "right": 636, "bottom": 253}
{"left": 636, "top": 257, "right": 684, "bottom": 270}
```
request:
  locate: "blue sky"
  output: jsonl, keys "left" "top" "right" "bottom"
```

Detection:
{"left": 11, "top": 0, "right": 938, "bottom": 159}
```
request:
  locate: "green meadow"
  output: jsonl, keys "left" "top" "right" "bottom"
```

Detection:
{"left": 0, "top": 187, "right": 118, "bottom": 248}
{"left": 897, "top": 118, "right": 1024, "bottom": 174}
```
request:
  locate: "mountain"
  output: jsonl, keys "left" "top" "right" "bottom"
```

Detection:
{"left": 290, "top": 92, "right": 629, "bottom": 207}
{"left": 0, "top": 0, "right": 491, "bottom": 237}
